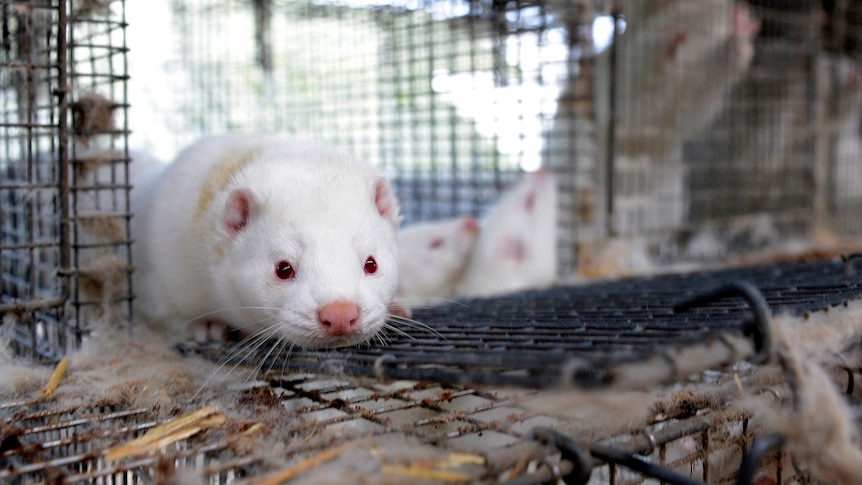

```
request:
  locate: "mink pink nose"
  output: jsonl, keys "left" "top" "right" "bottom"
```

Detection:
{"left": 462, "top": 217, "right": 479, "bottom": 233}
{"left": 318, "top": 301, "right": 360, "bottom": 336}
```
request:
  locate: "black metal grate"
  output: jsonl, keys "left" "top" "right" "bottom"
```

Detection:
{"left": 183, "top": 259, "right": 862, "bottom": 389}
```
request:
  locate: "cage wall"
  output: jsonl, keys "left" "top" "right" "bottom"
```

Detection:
{"left": 136, "top": 0, "right": 583, "bottom": 272}
{"left": 555, "top": 0, "right": 862, "bottom": 265}
{"left": 0, "top": 0, "right": 131, "bottom": 360}
{"left": 132, "top": 0, "right": 862, "bottom": 276}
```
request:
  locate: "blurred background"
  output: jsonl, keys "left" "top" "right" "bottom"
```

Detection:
{"left": 124, "top": 0, "right": 862, "bottom": 276}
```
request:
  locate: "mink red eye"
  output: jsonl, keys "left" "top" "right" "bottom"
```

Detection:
{"left": 429, "top": 237, "right": 444, "bottom": 250}
{"left": 275, "top": 260, "right": 295, "bottom": 280}
{"left": 364, "top": 256, "right": 378, "bottom": 275}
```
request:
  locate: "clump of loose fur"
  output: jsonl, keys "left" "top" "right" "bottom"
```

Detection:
{"left": 777, "top": 301, "right": 862, "bottom": 363}
{"left": 78, "top": 254, "right": 128, "bottom": 299}
{"left": 31, "top": 327, "right": 235, "bottom": 411}
{"left": 77, "top": 254, "right": 130, "bottom": 324}
{"left": 72, "top": 0, "right": 112, "bottom": 18}
{"left": 0, "top": 315, "right": 53, "bottom": 397}
{"left": 78, "top": 213, "right": 124, "bottom": 241}
{"left": 73, "top": 149, "right": 124, "bottom": 178}
{"left": 747, "top": 359, "right": 862, "bottom": 483}
{"left": 70, "top": 93, "right": 118, "bottom": 147}
{"left": 741, "top": 312, "right": 862, "bottom": 484}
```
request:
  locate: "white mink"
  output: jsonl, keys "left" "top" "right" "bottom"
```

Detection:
{"left": 594, "top": 0, "right": 760, "bottom": 157}
{"left": 396, "top": 216, "right": 479, "bottom": 307}
{"left": 130, "top": 135, "right": 402, "bottom": 349}
{"left": 549, "top": 1, "right": 759, "bottom": 233}
{"left": 455, "top": 169, "right": 558, "bottom": 298}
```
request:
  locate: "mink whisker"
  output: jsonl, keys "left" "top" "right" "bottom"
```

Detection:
{"left": 386, "top": 313, "right": 444, "bottom": 340}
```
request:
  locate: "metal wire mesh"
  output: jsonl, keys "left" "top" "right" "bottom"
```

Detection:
{"left": 0, "top": 0, "right": 131, "bottom": 359}
{"left": 180, "top": 258, "right": 862, "bottom": 389}
{"left": 141, "top": 0, "right": 582, "bottom": 271}
{"left": 128, "top": 0, "right": 862, "bottom": 276}
{"left": 0, "top": 364, "right": 822, "bottom": 484}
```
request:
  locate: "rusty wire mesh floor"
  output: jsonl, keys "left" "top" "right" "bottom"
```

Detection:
{"left": 0, "top": 369, "right": 790, "bottom": 484}
{"left": 4, "top": 259, "right": 862, "bottom": 483}
{"left": 181, "top": 258, "right": 862, "bottom": 389}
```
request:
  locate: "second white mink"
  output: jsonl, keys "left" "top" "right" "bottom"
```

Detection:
{"left": 396, "top": 216, "right": 479, "bottom": 307}
{"left": 455, "top": 169, "right": 558, "bottom": 298}
{"left": 131, "top": 135, "right": 403, "bottom": 349}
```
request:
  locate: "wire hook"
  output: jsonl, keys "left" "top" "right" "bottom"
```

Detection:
{"left": 674, "top": 281, "right": 773, "bottom": 365}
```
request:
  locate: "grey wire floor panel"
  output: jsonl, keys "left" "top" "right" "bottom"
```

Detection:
{"left": 182, "top": 259, "right": 862, "bottom": 389}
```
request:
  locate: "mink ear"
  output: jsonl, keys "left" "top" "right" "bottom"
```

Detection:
{"left": 373, "top": 178, "right": 402, "bottom": 227}
{"left": 223, "top": 188, "right": 258, "bottom": 237}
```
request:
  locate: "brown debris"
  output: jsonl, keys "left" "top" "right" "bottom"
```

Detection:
{"left": 72, "top": 150, "right": 124, "bottom": 178}
{"left": 70, "top": 93, "right": 118, "bottom": 147}
{"left": 78, "top": 254, "right": 130, "bottom": 303}
{"left": 78, "top": 213, "right": 124, "bottom": 241}
{"left": 72, "top": 0, "right": 112, "bottom": 18}
{"left": 742, "top": 314, "right": 862, "bottom": 484}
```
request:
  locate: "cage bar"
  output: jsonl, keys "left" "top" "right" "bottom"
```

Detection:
{"left": 1, "top": 0, "right": 131, "bottom": 359}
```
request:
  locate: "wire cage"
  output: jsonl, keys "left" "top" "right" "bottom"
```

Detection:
{"left": 3, "top": 0, "right": 862, "bottom": 484}
{"left": 0, "top": 0, "right": 131, "bottom": 360}
{"left": 130, "top": 0, "right": 862, "bottom": 273}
